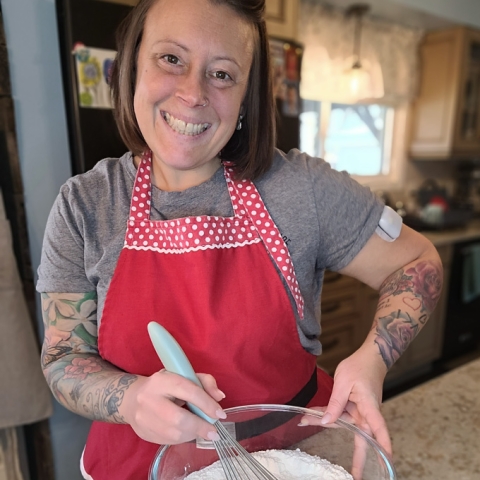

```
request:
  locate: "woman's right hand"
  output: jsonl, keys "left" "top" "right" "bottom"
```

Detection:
{"left": 40, "top": 292, "right": 225, "bottom": 444}
{"left": 119, "top": 370, "right": 226, "bottom": 445}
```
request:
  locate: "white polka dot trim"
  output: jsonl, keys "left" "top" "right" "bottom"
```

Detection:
{"left": 125, "top": 152, "right": 262, "bottom": 250}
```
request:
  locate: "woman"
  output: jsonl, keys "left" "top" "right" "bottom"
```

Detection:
{"left": 37, "top": 0, "right": 442, "bottom": 478}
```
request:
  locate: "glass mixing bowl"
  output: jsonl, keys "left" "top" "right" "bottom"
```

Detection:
{"left": 149, "top": 404, "right": 397, "bottom": 480}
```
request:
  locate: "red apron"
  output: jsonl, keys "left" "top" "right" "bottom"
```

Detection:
{"left": 82, "top": 152, "right": 333, "bottom": 479}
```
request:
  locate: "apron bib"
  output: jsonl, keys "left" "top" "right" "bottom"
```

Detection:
{"left": 82, "top": 152, "right": 333, "bottom": 479}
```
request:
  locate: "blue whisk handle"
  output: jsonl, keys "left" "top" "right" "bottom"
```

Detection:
{"left": 147, "top": 321, "right": 217, "bottom": 425}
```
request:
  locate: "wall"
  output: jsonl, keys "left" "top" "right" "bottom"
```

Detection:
{"left": 391, "top": 0, "right": 480, "bottom": 30}
{"left": 0, "top": 0, "right": 91, "bottom": 479}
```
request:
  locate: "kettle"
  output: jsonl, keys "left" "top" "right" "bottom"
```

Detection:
{"left": 415, "top": 179, "right": 449, "bottom": 208}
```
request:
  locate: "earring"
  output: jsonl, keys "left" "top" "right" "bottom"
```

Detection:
{"left": 236, "top": 114, "right": 244, "bottom": 131}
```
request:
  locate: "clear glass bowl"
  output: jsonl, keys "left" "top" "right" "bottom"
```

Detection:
{"left": 149, "top": 404, "right": 397, "bottom": 479}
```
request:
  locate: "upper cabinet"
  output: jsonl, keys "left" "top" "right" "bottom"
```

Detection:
{"left": 265, "top": 0, "right": 298, "bottom": 40}
{"left": 410, "top": 27, "right": 480, "bottom": 160}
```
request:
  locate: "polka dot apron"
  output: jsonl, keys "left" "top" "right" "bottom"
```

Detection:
{"left": 81, "top": 152, "right": 333, "bottom": 479}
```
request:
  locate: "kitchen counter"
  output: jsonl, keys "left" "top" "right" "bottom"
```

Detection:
{"left": 382, "top": 357, "right": 480, "bottom": 479}
{"left": 420, "top": 219, "right": 480, "bottom": 246}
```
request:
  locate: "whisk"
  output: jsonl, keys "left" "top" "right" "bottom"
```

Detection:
{"left": 148, "top": 322, "right": 279, "bottom": 479}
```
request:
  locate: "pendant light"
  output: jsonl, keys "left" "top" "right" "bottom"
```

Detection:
{"left": 341, "top": 3, "right": 383, "bottom": 102}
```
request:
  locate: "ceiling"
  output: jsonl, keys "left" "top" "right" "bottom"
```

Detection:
{"left": 316, "top": 0, "right": 456, "bottom": 31}
{"left": 101, "top": 0, "right": 477, "bottom": 31}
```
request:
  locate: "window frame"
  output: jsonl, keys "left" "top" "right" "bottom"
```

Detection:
{"left": 300, "top": 100, "right": 409, "bottom": 191}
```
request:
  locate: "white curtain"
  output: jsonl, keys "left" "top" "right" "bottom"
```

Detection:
{"left": 298, "top": 0, "right": 424, "bottom": 105}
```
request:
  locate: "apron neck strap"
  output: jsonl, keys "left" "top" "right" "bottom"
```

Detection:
{"left": 129, "top": 151, "right": 153, "bottom": 223}
{"left": 223, "top": 164, "right": 305, "bottom": 319}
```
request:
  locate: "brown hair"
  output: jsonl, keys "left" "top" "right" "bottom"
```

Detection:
{"left": 109, "top": 0, "right": 275, "bottom": 180}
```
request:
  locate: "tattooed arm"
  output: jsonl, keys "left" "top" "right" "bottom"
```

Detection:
{"left": 40, "top": 292, "right": 225, "bottom": 443}
{"left": 40, "top": 292, "right": 137, "bottom": 423}
{"left": 313, "top": 225, "right": 442, "bottom": 455}
{"left": 373, "top": 260, "right": 442, "bottom": 369}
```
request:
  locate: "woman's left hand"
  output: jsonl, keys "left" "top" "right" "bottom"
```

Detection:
{"left": 319, "top": 346, "right": 391, "bottom": 455}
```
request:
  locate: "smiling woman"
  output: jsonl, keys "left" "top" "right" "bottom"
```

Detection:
{"left": 36, "top": 0, "right": 442, "bottom": 479}
{"left": 131, "top": 0, "right": 255, "bottom": 190}
{"left": 111, "top": 0, "right": 275, "bottom": 185}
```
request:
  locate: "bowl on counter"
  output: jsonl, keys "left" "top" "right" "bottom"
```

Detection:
{"left": 149, "top": 404, "right": 397, "bottom": 479}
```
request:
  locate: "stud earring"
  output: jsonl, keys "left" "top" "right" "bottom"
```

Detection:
{"left": 236, "top": 114, "right": 244, "bottom": 131}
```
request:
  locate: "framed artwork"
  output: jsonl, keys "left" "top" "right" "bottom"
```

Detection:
{"left": 265, "top": 0, "right": 298, "bottom": 40}
{"left": 73, "top": 44, "right": 116, "bottom": 109}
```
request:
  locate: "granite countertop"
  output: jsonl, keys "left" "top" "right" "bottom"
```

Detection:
{"left": 382, "top": 358, "right": 480, "bottom": 480}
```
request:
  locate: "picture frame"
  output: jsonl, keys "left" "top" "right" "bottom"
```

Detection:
{"left": 265, "top": 0, "right": 298, "bottom": 40}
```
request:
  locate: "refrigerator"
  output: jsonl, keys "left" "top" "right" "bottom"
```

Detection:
{"left": 56, "top": 0, "right": 132, "bottom": 175}
{"left": 56, "top": 0, "right": 303, "bottom": 175}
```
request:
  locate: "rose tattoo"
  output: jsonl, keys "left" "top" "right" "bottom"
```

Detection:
{"left": 379, "top": 260, "right": 442, "bottom": 314}
{"left": 374, "top": 309, "right": 419, "bottom": 369}
{"left": 405, "top": 261, "right": 442, "bottom": 312}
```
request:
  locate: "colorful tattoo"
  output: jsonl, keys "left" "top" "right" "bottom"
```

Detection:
{"left": 379, "top": 260, "right": 442, "bottom": 314}
{"left": 373, "top": 260, "right": 443, "bottom": 369}
{"left": 374, "top": 309, "right": 419, "bottom": 369}
{"left": 41, "top": 292, "right": 98, "bottom": 368}
{"left": 41, "top": 293, "right": 137, "bottom": 423}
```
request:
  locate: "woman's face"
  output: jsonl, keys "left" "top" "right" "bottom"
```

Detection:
{"left": 134, "top": 0, "right": 255, "bottom": 189}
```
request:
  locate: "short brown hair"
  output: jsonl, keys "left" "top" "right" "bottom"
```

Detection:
{"left": 110, "top": 0, "right": 275, "bottom": 180}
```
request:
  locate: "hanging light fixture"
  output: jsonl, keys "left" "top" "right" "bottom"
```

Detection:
{"left": 341, "top": 3, "right": 383, "bottom": 102}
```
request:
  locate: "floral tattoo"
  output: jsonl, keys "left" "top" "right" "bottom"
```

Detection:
{"left": 374, "top": 260, "right": 443, "bottom": 369}
{"left": 41, "top": 293, "right": 138, "bottom": 423}
{"left": 379, "top": 260, "right": 442, "bottom": 314}
{"left": 374, "top": 309, "right": 418, "bottom": 369}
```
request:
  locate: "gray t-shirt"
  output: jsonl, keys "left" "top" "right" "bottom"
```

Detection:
{"left": 37, "top": 148, "right": 383, "bottom": 355}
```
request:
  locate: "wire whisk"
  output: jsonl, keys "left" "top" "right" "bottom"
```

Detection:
{"left": 212, "top": 420, "right": 278, "bottom": 479}
{"left": 148, "top": 322, "right": 278, "bottom": 479}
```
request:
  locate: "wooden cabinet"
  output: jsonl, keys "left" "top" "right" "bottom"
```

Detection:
{"left": 316, "top": 272, "right": 367, "bottom": 375}
{"left": 265, "top": 0, "right": 298, "bottom": 40}
{"left": 410, "top": 27, "right": 480, "bottom": 159}
{"left": 317, "top": 244, "right": 452, "bottom": 382}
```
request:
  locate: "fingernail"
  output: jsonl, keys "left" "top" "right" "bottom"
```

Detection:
{"left": 218, "top": 389, "right": 226, "bottom": 399}
{"left": 297, "top": 420, "right": 308, "bottom": 427}
{"left": 320, "top": 412, "right": 332, "bottom": 425}
{"left": 216, "top": 409, "right": 227, "bottom": 419}
{"left": 207, "top": 431, "right": 220, "bottom": 442}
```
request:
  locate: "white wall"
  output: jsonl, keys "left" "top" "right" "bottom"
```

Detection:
{"left": 0, "top": 0, "right": 91, "bottom": 478}
{"left": 392, "top": 0, "right": 480, "bottom": 29}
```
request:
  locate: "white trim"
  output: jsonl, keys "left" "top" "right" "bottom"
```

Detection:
{"left": 123, "top": 238, "right": 262, "bottom": 254}
{"left": 80, "top": 448, "right": 94, "bottom": 480}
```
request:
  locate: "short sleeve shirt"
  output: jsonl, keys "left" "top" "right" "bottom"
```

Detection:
{"left": 37, "top": 149, "right": 384, "bottom": 354}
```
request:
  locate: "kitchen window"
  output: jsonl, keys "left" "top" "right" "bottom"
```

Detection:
{"left": 300, "top": 99, "right": 395, "bottom": 179}
{"left": 297, "top": 2, "right": 423, "bottom": 190}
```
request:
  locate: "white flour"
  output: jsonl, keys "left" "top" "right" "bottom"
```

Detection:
{"left": 184, "top": 449, "right": 354, "bottom": 479}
